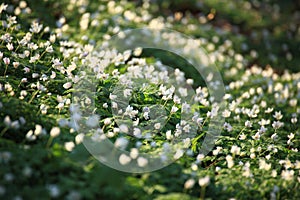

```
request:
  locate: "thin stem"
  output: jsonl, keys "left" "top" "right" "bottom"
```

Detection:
{"left": 28, "top": 90, "right": 39, "bottom": 104}
{"left": 46, "top": 136, "right": 53, "bottom": 148}
{"left": 3, "top": 64, "right": 8, "bottom": 77}
{"left": 200, "top": 186, "right": 206, "bottom": 200}
{"left": 0, "top": 127, "right": 9, "bottom": 137}
{"left": 236, "top": 127, "right": 246, "bottom": 139}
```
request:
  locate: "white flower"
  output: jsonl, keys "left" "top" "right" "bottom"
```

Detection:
{"left": 46, "top": 45, "right": 53, "bottom": 53}
{"left": 272, "top": 121, "right": 284, "bottom": 129}
{"left": 143, "top": 112, "right": 149, "bottom": 120}
{"left": 181, "top": 102, "right": 191, "bottom": 113}
{"left": 63, "top": 82, "right": 72, "bottom": 89}
{"left": 6, "top": 43, "right": 13, "bottom": 51}
{"left": 207, "top": 106, "right": 219, "bottom": 118}
{"left": 288, "top": 133, "right": 295, "bottom": 140}
{"left": 130, "top": 148, "right": 139, "bottom": 159}
{"left": 119, "top": 124, "right": 129, "bottom": 133}
{"left": 281, "top": 170, "right": 294, "bottom": 181}
{"left": 265, "top": 108, "right": 274, "bottom": 113}
{"left": 222, "top": 109, "right": 231, "bottom": 118}
{"left": 226, "top": 155, "right": 234, "bottom": 168}
{"left": 103, "top": 103, "right": 108, "bottom": 108}
{"left": 47, "top": 184, "right": 60, "bottom": 198}
{"left": 291, "top": 117, "right": 297, "bottom": 124}
{"left": 166, "top": 130, "right": 173, "bottom": 140}
{"left": 64, "top": 141, "right": 75, "bottom": 151}
{"left": 154, "top": 123, "right": 161, "bottom": 130}
{"left": 26, "top": 130, "right": 36, "bottom": 141}
{"left": 80, "top": 13, "right": 90, "bottom": 30}
{"left": 50, "top": 34, "right": 56, "bottom": 43}
{"left": 198, "top": 176, "right": 210, "bottom": 187}
{"left": 4, "top": 116, "right": 11, "bottom": 126}
{"left": 184, "top": 178, "right": 195, "bottom": 189}
{"left": 259, "top": 159, "right": 271, "bottom": 170}
{"left": 252, "top": 132, "right": 261, "bottom": 140}
{"left": 114, "top": 137, "right": 129, "bottom": 150}
{"left": 239, "top": 133, "right": 246, "bottom": 140}
{"left": 50, "top": 127, "right": 60, "bottom": 137}
{"left": 289, "top": 99, "right": 297, "bottom": 107}
{"left": 13, "top": 62, "right": 19, "bottom": 68}
{"left": 32, "top": 73, "right": 39, "bottom": 78}
{"left": 34, "top": 125, "right": 43, "bottom": 136}
{"left": 183, "top": 124, "right": 191, "bottom": 133}
{"left": 273, "top": 111, "right": 283, "bottom": 120}
{"left": 174, "top": 149, "right": 184, "bottom": 159}
{"left": 271, "top": 170, "right": 277, "bottom": 177}
{"left": 123, "top": 89, "right": 132, "bottom": 98}
{"left": 11, "top": 121, "right": 20, "bottom": 129}
{"left": 75, "top": 133, "right": 84, "bottom": 144}
{"left": 258, "top": 126, "right": 267, "bottom": 134}
{"left": 171, "top": 105, "right": 179, "bottom": 113}
{"left": 258, "top": 119, "right": 270, "bottom": 126}
{"left": 0, "top": 3, "right": 8, "bottom": 14}
{"left": 124, "top": 105, "right": 138, "bottom": 118}
{"left": 22, "top": 166, "right": 32, "bottom": 177}
{"left": 3, "top": 57, "right": 10, "bottom": 65}
{"left": 30, "top": 21, "right": 43, "bottom": 33}
{"left": 212, "top": 146, "right": 223, "bottom": 156}
{"left": 230, "top": 145, "right": 241, "bottom": 155}
{"left": 271, "top": 133, "right": 278, "bottom": 140}
{"left": 119, "top": 154, "right": 131, "bottom": 165}
{"left": 103, "top": 118, "right": 111, "bottom": 125}
{"left": 137, "top": 157, "right": 148, "bottom": 167}
{"left": 133, "top": 128, "right": 141, "bottom": 138}
{"left": 173, "top": 95, "right": 181, "bottom": 104}
{"left": 178, "top": 87, "right": 188, "bottom": 97}
{"left": 223, "top": 122, "right": 232, "bottom": 132}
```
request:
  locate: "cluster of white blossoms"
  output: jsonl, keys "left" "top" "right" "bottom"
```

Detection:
{"left": 71, "top": 43, "right": 217, "bottom": 168}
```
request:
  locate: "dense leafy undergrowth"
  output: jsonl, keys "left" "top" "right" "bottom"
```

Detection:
{"left": 0, "top": 0, "right": 299, "bottom": 199}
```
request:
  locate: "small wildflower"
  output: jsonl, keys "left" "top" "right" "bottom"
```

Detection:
{"left": 198, "top": 176, "right": 210, "bottom": 187}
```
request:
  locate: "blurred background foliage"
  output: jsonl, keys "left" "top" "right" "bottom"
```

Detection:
{"left": 144, "top": 0, "right": 300, "bottom": 73}
{"left": 5, "top": 0, "right": 300, "bottom": 73}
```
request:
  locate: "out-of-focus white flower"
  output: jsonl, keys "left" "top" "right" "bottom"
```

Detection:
{"left": 119, "top": 154, "right": 131, "bottom": 165}
{"left": 26, "top": 130, "right": 36, "bottom": 141}
{"left": 30, "top": 21, "right": 43, "bottom": 33}
{"left": 0, "top": 3, "right": 8, "bottom": 14}
{"left": 281, "top": 170, "right": 294, "bottom": 181}
{"left": 3, "top": 57, "right": 10, "bottom": 65}
{"left": 50, "top": 127, "right": 60, "bottom": 137}
{"left": 226, "top": 155, "right": 234, "bottom": 168}
{"left": 198, "top": 176, "right": 210, "bottom": 187}
{"left": 63, "top": 82, "right": 72, "bottom": 89}
{"left": 47, "top": 184, "right": 60, "bottom": 198}
{"left": 64, "top": 141, "right": 75, "bottom": 152}
{"left": 119, "top": 124, "right": 128, "bottom": 133}
{"left": 114, "top": 137, "right": 128, "bottom": 150}
{"left": 231, "top": 145, "right": 241, "bottom": 155}
{"left": 184, "top": 178, "right": 195, "bottom": 189}
{"left": 34, "top": 124, "right": 43, "bottom": 136}
{"left": 137, "top": 157, "right": 148, "bottom": 167}
{"left": 223, "top": 122, "right": 232, "bottom": 132}
{"left": 75, "top": 133, "right": 84, "bottom": 144}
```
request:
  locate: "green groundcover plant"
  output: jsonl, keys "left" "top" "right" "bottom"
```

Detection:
{"left": 0, "top": 0, "right": 299, "bottom": 199}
